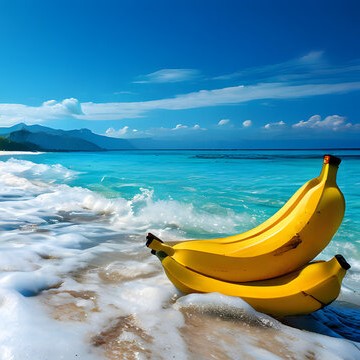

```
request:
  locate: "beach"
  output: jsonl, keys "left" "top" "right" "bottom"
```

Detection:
{"left": 0, "top": 150, "right": 359, "bottom": 359}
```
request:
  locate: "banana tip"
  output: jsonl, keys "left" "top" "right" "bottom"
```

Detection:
{"left": 146, "top": 232, "right": 163, "bottom": 248}
{"left": 335, "top": 254, "right": 351, "bottom": 270}
{"left": 323, "top": 154, "right": 341, "bottom": 166}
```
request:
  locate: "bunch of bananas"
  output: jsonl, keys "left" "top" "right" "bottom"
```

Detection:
{"left": 146, "top": 155, "right": 351, "bottom": 316}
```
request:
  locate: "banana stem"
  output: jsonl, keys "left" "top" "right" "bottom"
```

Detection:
{"left": 146, "top": 233, "right": 175, "bottom": 256}
{"left": 319, "top": 155, "right": 341, "bottom": 186}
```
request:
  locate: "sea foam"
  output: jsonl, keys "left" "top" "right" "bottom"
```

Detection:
{"left": 0, "top": 154, "right": 359, "bottom": 359}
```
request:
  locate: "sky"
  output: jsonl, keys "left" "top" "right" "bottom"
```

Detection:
{"left": 0, "top": 0, "right": 359, "bottom": 149}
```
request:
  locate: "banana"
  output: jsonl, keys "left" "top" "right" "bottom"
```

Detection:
{"left": 156, "top": 252, "right": 350, "bottom": 316}
{"left": 146, "top": 155, "right": 345, "bottom": 282}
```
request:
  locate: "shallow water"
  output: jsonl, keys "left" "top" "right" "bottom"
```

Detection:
{"left": 0, "top": 150, "right": 359, "bottom": 359}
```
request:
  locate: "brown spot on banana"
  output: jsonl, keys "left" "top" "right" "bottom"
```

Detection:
{"left": 273, "top": 234, "right": 302, "bottom": 256}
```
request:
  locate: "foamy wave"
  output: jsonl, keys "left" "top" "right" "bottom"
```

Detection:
{"left": 0, "top": 151, "right": 44, "bottom": 156}
{"left": 115, "top": 187, "right": 251, "bottom": 237}
{"left": 175, "top": 293, "right": 360, "bottom": 358}
{"left": 175, "top": 292, "right": 280, "bottom": 329}
{"left": 0, "top": 158, "right": 249, "bottom": 237}
{"left": 1, "top": 157, "right": 359, "bottom": 359}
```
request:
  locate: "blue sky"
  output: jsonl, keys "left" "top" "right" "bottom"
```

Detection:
{"left": 0, "top": 0, "right": 359, "bottom": 148}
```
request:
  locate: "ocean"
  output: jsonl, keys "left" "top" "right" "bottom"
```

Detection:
{"left": 0, "top": 149, "right": 359, "bottom": 359}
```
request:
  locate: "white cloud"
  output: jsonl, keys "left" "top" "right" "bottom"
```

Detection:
{"left": 264, "top": 121, "right": 286, "bottom": 130}
{"left": 218, "top": 119, "right": 230, "bottom": 126}
{"left": 105, "top": 123, "right": 206, "bottom": 139}
{"left": 299, "top": 50, "right": 324, "bottom": 64}
{"left": 80, "top": 81, "right": 360, "bottom": 121}
{"left": 105, "top": 127, "right": 116, "bottom": 136}
{"left": 171, "top": 124, "right": 204, "bottom": 131}
{"left": 119, "top": 126, "right": 130, "bottom": 135}
{"left": 213, "top": 51, "right": 327, "bottom": 82}
{"left": 113, "top": 91, "right": 136, "bottom": 95}
{"left": 172, "top": 124, "right": 188, "bottom": 130}
{"left": 292, "top": 115, "right": 357, "bottom": 131}
{"left": 42, "top": 98, "right": 83, "bottom": 115}
{"left": 0, "top": 98, "right": 83, "bottom": 125}
{"left": 242, "top": 120, "right": 252, "bottom": 127}
{"left": 106, "top": 126, "right": 129, "bottom": 136}
{"left": 134, "top": 69, "right": 200, "bottom": 83}
{"left": 1, "top": 81, "right": 360, "bottom": 126}
{"left": 105, "top": 126, "right": 142, "bottom": 138}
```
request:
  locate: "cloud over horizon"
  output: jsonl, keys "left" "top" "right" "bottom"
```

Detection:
{"left": 218, "top": 119, "right": 231, "bottom": 126}
{"left": 0, "top": 98, "right": 83, "bottom": 126}
{"left": 292, "top": 115, "right": 359, "bottom": 131}
{"left": 242, "top": 120, "right": 252, "bottom": 127}
{"left": 0, "top": 52, "right": 359, "bottom": 150}
{"left": 264, "top": 121, "right": 286, "bottom": 130}
{"left": 78, "top": 81, "right": 360, "bottom": 121}
{"left": 0, "top": 80, "right": 359, "bottom": 132}
{"left": 0, "top": 51, "right": 359, "bottom": 128}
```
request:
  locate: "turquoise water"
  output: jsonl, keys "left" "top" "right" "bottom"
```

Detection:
{"left": 22, "top": 149, "right": 360, "bottom": 241}
{"left": 0, "top": 149, "right": 359, "bottom": 359}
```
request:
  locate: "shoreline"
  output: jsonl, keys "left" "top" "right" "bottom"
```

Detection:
{"left": 0, "top": 151, "right": 44, "bottom": 156}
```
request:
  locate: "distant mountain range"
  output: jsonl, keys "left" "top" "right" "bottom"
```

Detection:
{"left": 0, "top": 123, "right": 138, "bottom": 151}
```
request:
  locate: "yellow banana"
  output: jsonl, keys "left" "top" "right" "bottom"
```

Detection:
{"left": 156, "top": 252, "right": 350, "bottom": 317}
{"left": 146, "top": 155, "right": 345, "bottom": 282}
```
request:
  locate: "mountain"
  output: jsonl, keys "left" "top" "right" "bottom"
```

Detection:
{"left": 0, "top": 135, "right": 41, "bottom": 151}
{"left": 8, "top": 129, "right": 102, "bottom": 151}
{"left": 66, "top": 128, "right": 137, "bottom": 150}
{"left": 0, "top": 123, "right": 135, "bottom": 151}
{"left": 0, "top": 123, "right": 61, "bottom": 136}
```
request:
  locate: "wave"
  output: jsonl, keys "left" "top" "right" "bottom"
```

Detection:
{"left": 0, "top": 158, "right": 249, "bottom": 238}
{"left": 1, "top": 156, "right": 360, "bottom": 359}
